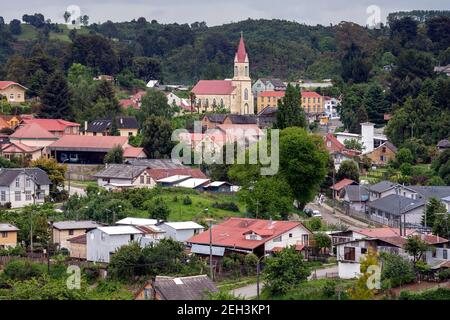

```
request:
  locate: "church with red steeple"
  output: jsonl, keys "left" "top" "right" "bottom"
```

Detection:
{"left": 191, "top": 33, "right": 254, "bottom": 115}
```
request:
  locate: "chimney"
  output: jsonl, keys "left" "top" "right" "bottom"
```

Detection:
{"left": 361, "top": 122, "right": 375, "bottom": 153}
{"left": 84, "top": 121, "right": 88, "bottom": 133}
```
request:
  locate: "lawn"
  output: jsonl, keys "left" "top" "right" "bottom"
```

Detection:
{"left": 15, "top": 24, "right": 90, "bottom": 42}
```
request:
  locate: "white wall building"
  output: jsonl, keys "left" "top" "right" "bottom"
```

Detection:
{"left": 86, "top": 226, "right": 165, "bottom": 263}
{"left": 160, "top": 222, "right": 205, "bottom": 242}
{"left": 0, "top": 168, "right": 50, "bottom": 208}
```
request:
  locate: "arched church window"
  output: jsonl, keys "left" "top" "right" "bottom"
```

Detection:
{"left": 220, "top": 99, "right": 224, "bottom": 107}
{"left": 213, "top": 98, "right": 216, "bottom": 106}
{"left": 245, "top": 66, "right": 249, "bottom": 76}
{"left": 205, "top": 99, "right": 209, "bottom": 107}
{"left": 244, "top": 89, "right": 249, "bottom": 101}
{"left": 235, "top": 66, "right": 238, "bottom": 76}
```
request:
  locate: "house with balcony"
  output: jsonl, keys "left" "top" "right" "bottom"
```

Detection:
{"left": 334, "top": 227, "right": 449, "bottom": 279}
{"left": 0, "top": 168, "right": 50, "bottom": 208}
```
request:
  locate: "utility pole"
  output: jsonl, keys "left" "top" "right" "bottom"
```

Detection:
{"left": 47, "top": 220, "right": 53, "bottom": 273}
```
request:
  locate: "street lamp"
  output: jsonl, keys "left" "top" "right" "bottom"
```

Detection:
{"left": 256, "top": 254, "right": 270, "bottom": 300}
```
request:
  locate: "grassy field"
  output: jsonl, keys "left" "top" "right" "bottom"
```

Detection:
{"left": 15, "top": 24, "right": 90, "bottom": 42}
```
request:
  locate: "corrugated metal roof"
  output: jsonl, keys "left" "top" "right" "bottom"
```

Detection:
{"left": 116, "top": 217, "right": 158, "bottom": 226}
{"left": 53, "top": 220, "right": 102, "bottom": 230}
{"left": 0, "top": 223, "right": 19, "bottom": 232}
{"left": 191, "top": 244, "right": 225, "bottom": 256}
{"left": 163, "top": 222, "right": 204, "bottom": 230}
{"left": 98, "top": 226, "right": 144, "bottom": 235}
{"left": 175, "top": 178, "right": 210, "bottom": 189}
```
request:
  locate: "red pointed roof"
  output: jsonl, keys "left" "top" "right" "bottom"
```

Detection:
{"left": 0, "top": 81, "right": 28, "bottom": 90}
{"left": 235, "top": 33, "right": 247, "bottom": 63}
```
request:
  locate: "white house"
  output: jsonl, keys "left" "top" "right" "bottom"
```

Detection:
{"left": 324, "top": 96, "right": 340, "bottom": 119}
{"left": 116, "top": 217, "right": 159, "bottom": 227}
{"left": 86, "top": 225, "right": 165, "bottom": 263}
{"left": 334, "top": 228, "right": 449, "bottom": 279}
{"left": 94, "top": 164, "right": 152, "bottom": 190}
{"left": 160, "top": 222, "right": 205, "bottom": 242}
{"left": 335, "top": 123, "right": 388, "bottom": 154}
{"left": 0, "top": 168, "right": 51, "bottom": 208}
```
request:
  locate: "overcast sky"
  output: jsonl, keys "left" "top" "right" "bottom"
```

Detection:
{"left": 1, "top": 0, "right": 450, "bottom": 26}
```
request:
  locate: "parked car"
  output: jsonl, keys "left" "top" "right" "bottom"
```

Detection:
{"left": 312, "top": 210, "right": 322, "bottom": 218}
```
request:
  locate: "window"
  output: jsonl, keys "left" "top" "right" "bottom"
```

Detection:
{"left": 244, "top": 89, "right": 249, "bottom": 101}
{"left": 128, "top": 132, "right": 133, "bottom": 136}
{"left": 25, "top": 191, "right": 32, "bottom": 201}
{"left": 101, "top": 233, "right": 105, "bottom": 241}
{"left": 302, "top": 234, "right": 309, "bottom": 245}
{"left": 26, "top": 177, "right": 31, "bottom": 188}
{"left": 444, "top": 249, "right": 448, "bottom": 260}
{"left": 1, "top": 191, "right": 5, "bottom": 202}
{"left": 234, "top": 66, "right": 238, "bottom": 76}
{"left": 245, "top": 66, "right": 249, "bottom": 76}
{"left": 10, "top": 94, "right": 14, "bottom": 100}
{"left": 130, "top": 234, "right": 135, "bottom": 241}
{"left": 146, "top": 176, "right": 151, "bottom": 184}
{"left": 289, "top": 233, "right": 293, "bottom": 238}
{"left": 140, "top": 176, "right": 145, "bottom": 184}
{"left": 344, "top": 247, "right": 356, "bottom": 261}
{"left": 273, "top": 236, "right": 282, "bottom": 242}
{"left": 1, "top": 232, "right": 7, "bottom": 238}
{"left": 361, "top": 248, "right": 368, "bottom": 254}
{"left": 15, "top": 191, "right": 21, "bottom": 202}
{"left": 68, "top": 230, "right": 74, "bottom": 236}
{"left": 15, "top": 177, "right": 20, "bottom": 188}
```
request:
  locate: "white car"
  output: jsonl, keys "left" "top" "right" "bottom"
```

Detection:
{"left": 312, "top": 210, "right": 322, "bottom": 218}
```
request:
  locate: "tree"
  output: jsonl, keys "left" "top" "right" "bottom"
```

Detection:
{"left": 141, "top": 115, "right": 174, "bottom": 158}
{"left": 314, "top": 233, "right": 332, "bottom": 252}
{"left": 308, "top": 217, "right": 323, "bottom": 231}
{"left": 104, "top": 145, "right": 124, "bottom": 164}
{"left": 404, "top": 236, "right": 430, "bottom": 264}
{"left": 263, "top": 246, "right": 310, "bottom": 296}
{"left": 423, "top": 198, "right": 447, "bottom": 228}
{"left": 240, "top": 177, "right": 293, "bottom": 220}
{"left": 344, "top": 139, "right": 365, "bottom": 152}
{"left": 131, "top": 57, "right": 162, "bottom": 83}
{"left": 108, "top": 242, "right": 144, "bottom": 281}
{"left": 363, "top": 83, "right": 389, "bottom": 126}
{"left": 30, "top": 158, "right": 66, "bottom": 199}
{"left": 145, "top": 197, "right": 170, "bottom": 221}
{"left": 276, "top": 84, "right": 307, "bottom": 129}
{"left": 39, "top": 71, "right": 72, "bottom": 119}
{"left": 390, "top": 17, "right": 418, "bottom": 46}
{"left": 380, "top": 252, "right": 415, "bottom": 289}
{"left": 396, "top": 148, "right": 414, "bottom": 166}
{"left": 348, "top": 248, "right": 379, "bottom": 300}
{"left": 63, "top": 11, "right": 71, "bottom": 23}
{"left": 432, "top": 214, "right": 450, "bottom": 239}
{"left": 341, "top": 42, "right": 371, "bottom": 83}
{"left": 431, "top": 149, "right": 450, "bottom": 185}
{"left": 9, "top": 19, "right": 22, "bottom": 35}
{"left": 279, "top": 128, "right": 329, "bottom": 209}
{"left": 426, "top": 16, "right": 450, "bottom": 51}
{"left": 336, "top": 160, "right": 360, "bottom": 183}
{"left": 139, "top": 89, "right": 173, "bottom": 120}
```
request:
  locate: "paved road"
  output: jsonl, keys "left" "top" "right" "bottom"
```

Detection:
{"left": 231, "top": 265, "right": 339, "bottom": 299}
{"left": 307, "top": 202, "right": 369, "bottom": 230}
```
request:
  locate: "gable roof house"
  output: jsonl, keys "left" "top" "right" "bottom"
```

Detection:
{"left": 340, "top": 185, "right": 370, "bottom": 212}
{"left": 8, "top": 123, "right": 59, "bottom": 150}
{"left": 252, "top": 78, "right": 287, "bottom": 97}
{"left": 94, "top": 164, "right": 152, "bottom": 190}
{"left": 335, "top": 227, "right": 449, "bottom": 279}
{"left": 324, "top": 134, "right": 361, "bottom": 170}
{"left": 159, "top": 222, "right": 205, "bottom": 243}
{"left": 83, "top": 116, "right": 139, "bottom": 137}
{"left": 187, "top": 217, "right": 312, "bottom": 258}
{"left": 0, "top": 223, "right": 20, "bottom": 248}
{"left": 0, "top": 81, "right": 27, "bottom": 103}
{"left": 48, "top": 135, "right": 145, "bottom": 164}
{"left": 87, "top": 225, "right": 165, "bottom": 263}
{"left": 330, "top": 179, "right": 359, "bottom": 200}
{"left": 52, "top": 220, "right": 104, "bottom": 253}
{"left": 20, "top": 118, "right": 80, "bottom": 137}
{"left": 0, "top": 168, "right": 51, "bottom": 208}
{"left": 135, "top": 275, "right": 218, "bottom": 300}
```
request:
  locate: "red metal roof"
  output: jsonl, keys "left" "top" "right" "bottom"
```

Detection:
{"left": 188, "top": 217, "right": 303, "bottom": 250}
{"left": 22, "top": 118, "right": 80, "bottom": 132}
{"left": 235, "top": 34, "right": 248, "bottom": 63}
{"left": 302, "top": 91, "right": 322, "bottom": 98}
{"left": 259, "top": 91, "right": 285, "bottom": 98}
{"left": 355, "top": 228, "right": 415, "bottom": 238}
{"left": 49, "top": 135, "right": 129, "bottom": 150}
{"left": 325, "top": 133, "right": 345, "bottom": 153}
{"left": 191, "top": 80, "right": 235, "bottom": 95}
{"left": 0, "top": 81, "right": 27, "bottom": 90}
{"left": 123, "top": 147, "right": 145, "bottom": 158}
{"left": 330, "top": 179, "right": 357, "bottom": 191}
{"left": 10, "top": 123, "right": 57, "bottom": 139}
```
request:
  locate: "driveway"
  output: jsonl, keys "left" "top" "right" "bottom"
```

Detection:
{"left": 307, "top": 203, "right": 369, "bottom": 230}
{"left": 231, "top": 265, "right": 339, "bottom": 299}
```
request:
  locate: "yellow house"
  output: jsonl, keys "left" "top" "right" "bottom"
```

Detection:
{"left": 83, "top": 116, "right": 139, "bottom": 137}
{"left": 301, "top": 91, "right": 324, "bottom": 114}
{"left": 0, "top": 81, "right": 27, "bottom": 103}
{"left": 52, "top": 221, "right": 103, "bottom": 251}
{"left": 257, "top": 91, "right": 285, "bottom": 113}
{"left": 0, "top": 223, "right": 19, "bottom": 249}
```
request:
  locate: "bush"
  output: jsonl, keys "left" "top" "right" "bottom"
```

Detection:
{"left": 212, "top": 202, "right": 240, "bottom": 212}
{"left": 183, "top": 196, "right": 193, "bottom": 205}
{"left": 380, "top": 252, "right": 415, "bottom": 289}
{"left": 399, "top": 288, "right": 450, "bottom": 300}
{"left": 3, "top": 260, "right": 45, "bottom": 281}
{"left": 308, "top": 217, "right": 323, "bottom": 231}
{"left": 437, "top": 269, "right": 450, "bottom": 281}
{"left": 243, "top": 253, "right": 258, "bottom": 276}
